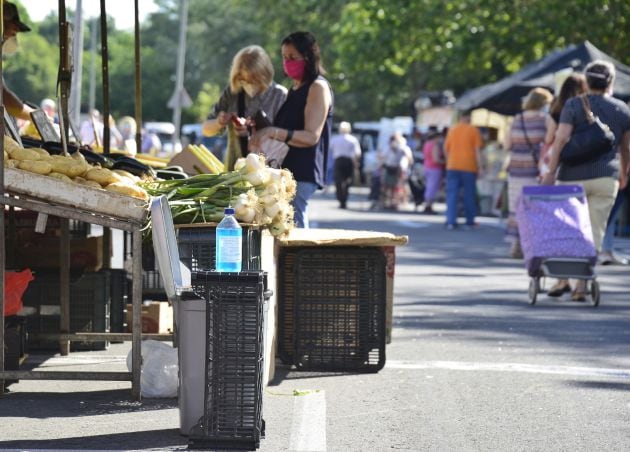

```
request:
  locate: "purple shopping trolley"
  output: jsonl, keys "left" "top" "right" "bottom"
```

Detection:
{"left": 515, "top": 185, "right": 599, "bottom": 306}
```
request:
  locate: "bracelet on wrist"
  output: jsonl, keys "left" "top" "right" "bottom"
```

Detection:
{"left": 284, "top": 129, "right": 294, "bottom": 143}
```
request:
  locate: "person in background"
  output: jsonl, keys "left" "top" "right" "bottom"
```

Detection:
{"left": 443, "top": 110, "right": 483, "bottom": 230}
{"left": 79, "top": 109, "right": 104, "bottom": 147}
{"left": 541, "top": 73, "right": 587, "bottom": 177}
{"left": 250, "top": 31, "right": 333, "bottom": 228}
{"left": 381, "top": 132, "right": 413, "bottom": 210}
{"left": 542, "top": 60, "right": 630, "bottom": 301}
{"left": 504, "top": 87, "right": 553, "bottom": 258}
{"left": 202, "top": 45, "right": 287, "bottom": 170}
{"left": 330, "top": 121, "right": 361, "bottom": 208}
{"left": 141, "top": 128, "right": 162, "bottom": 155}
{"left": 421, "top": 127, "right": 445, "bottom": 214}
{"left": 599, "top": 177, "right": 630, "bottom": 265}
{"left": 118, "top": 116, "right": 138, "bottom": 154}
{"left": 2, "top": 2, "right": 35, "bottom": 121}
{"left": 40, "top": 98, "right": 58, "bottom": 123}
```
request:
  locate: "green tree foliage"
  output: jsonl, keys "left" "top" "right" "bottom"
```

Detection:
{"left": 4, "top": 0, "right": 630, "bottom": 125}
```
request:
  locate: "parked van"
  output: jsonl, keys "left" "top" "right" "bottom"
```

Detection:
{"left": 144, "top": 121, "right": 182, "bottom": 156}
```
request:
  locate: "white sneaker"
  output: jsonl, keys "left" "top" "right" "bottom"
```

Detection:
{"left": 598, "top": 251, "right": 613, "bottom": 265}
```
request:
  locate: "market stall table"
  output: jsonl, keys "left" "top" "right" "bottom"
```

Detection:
{"left": 0, "top": 168, "right": 149, "bottom": 399}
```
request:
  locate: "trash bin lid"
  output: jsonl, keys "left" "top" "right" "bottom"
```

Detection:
{"left": 150, "top": 195, "right": 191, "bottom": 299}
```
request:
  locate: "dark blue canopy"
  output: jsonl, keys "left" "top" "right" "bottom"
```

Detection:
{"left": 455, "top": 41, "right": 630, "bottom": 116}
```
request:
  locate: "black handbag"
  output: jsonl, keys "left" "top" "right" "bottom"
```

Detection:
{"left": 560, "top": 95, "right": 615, "bottom": 166}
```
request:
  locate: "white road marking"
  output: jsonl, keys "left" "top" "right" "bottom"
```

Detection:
{"left": 289, "top": 390, "right": 327, "bottom": 452}
{"left": 386, "top": 360, "right": 630, "bottom": 379}
{"left": 396, "top": 220, "right": 430, "bottom": 228}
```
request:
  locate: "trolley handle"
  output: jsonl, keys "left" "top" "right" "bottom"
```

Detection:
{"left": 524, "top": 194, "right": 585, "bottom": 201}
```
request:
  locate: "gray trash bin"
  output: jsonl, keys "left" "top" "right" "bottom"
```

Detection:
{"left": 150, "top": 196, "right": 205, "bottom": 435}
{"left": 175, "top": 295, "right": 205, "bottom": 435}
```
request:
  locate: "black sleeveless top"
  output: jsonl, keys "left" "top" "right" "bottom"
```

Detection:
{"left": 274, "top": 76, "right": 333, "bottom": 188}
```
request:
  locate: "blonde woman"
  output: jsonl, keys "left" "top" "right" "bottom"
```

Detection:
{"left": 202, "top": 45, "right": 287, "bottom": 170}
{"left": 505, "top": 87, "right": 553, "bottom": 258}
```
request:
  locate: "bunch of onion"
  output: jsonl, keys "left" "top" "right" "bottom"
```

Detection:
{"left": 141, "top": 153, "right": 296, "bottom": 236}
{"left": 233, "top": 154, "right": 296, "bottom": 236}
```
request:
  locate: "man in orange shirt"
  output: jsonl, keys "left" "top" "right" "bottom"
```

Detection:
{"left": 443, "top": 111, "right": 483, "bottom": 229}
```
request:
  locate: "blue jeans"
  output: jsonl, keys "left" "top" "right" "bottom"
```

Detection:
{"left": 601, "top": 188, "right": 625, "bottom": 252}
{"left": 445, "top": 170, "right": 477, "bottom": 226}
{"left": 292, "top": 181, "right": 318, "bottom": 228}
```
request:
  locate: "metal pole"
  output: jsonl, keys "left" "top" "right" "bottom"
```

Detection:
{"left": 88, "top": 17, "right": 97, "bottom": 114}
{"left": 99, "top": 0, "right": 111, "bottom": 269}
{"left": 70, "top": 0, "right": 84, "bottom": 127}
{"left": 58, "top": 0, "right": 71, "bottom": 143}
{"left": 134, "top": 0, "right": 142, "bottom": 154}
{"left": 171, "top": 0, "right": 189, "bottom": 147}
{"left": 99, "top": 0, "right": 110, "bottom": 155}
{"left": 0, "top": 0, "right": 6, "bottom": 396}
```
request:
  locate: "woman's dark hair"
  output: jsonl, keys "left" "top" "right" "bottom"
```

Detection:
{"left": 281, "top": 31, "right": 325, "bottom": 83}
{"left": 549, "top": 73, "right": 587, "bottom": 117}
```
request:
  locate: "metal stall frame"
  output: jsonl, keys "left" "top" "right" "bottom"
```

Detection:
{"left": 0, "top": 0, "right": 149, "bottom": 400}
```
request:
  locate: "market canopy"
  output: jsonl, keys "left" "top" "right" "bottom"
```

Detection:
{"left": 455, "top": 41, "right": 630, "bottom": 116}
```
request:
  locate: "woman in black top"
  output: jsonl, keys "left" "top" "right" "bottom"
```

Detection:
{"left": 251, "top": 31, "right": 334, "bottom": 228}
{"left": 542, "top": 72, "right": 587, "bottom": 170}
{"left": 543, "top": 60, "right": 630, "bottom": 300}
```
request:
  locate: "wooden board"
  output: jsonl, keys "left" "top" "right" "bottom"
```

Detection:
{"left": 277, "top": 228, "right": 409, "bottom": 247}
{"left": 4, "top": 167, "right": 148, "bottom": 223}
{"left": 30, "top": 110, "right": 60, "bottom": 142}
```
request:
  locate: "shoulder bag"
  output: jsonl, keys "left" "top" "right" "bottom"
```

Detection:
{"left": 559, "top": 95, "right": 615, "bottom": 166}
{"left": 250, "top": 109, "right": 289, "bottom": 169}
{"left": 520, "top": 114, "right": 540, "bottom": 166}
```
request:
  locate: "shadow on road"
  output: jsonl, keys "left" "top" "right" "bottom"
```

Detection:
{"left": 0, "top": 428, "right": 185, "bottom": 450}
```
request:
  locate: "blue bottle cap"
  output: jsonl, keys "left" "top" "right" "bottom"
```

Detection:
{"left": 224, "top": 207, "right": 235, "bottom": 215}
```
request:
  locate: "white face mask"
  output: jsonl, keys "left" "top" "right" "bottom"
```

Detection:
{"left": 3, "top": 36, "right": 18, "bottom": 56}
{"left": 242, "top": 82, "right": 258, "bottom": 97}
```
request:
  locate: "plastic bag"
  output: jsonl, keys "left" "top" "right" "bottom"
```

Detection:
{"left": 126, "top": 339, "right": 179, "bottom": 398}
{"left": 4, "top": 269, "right": 34, "bottom": 317}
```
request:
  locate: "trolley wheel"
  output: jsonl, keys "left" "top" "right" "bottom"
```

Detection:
{"left": 528, "top": 277, "right": 540, "bottom": 305}
{"left": 590, "top": 279, "right": 600, "bottom": 307}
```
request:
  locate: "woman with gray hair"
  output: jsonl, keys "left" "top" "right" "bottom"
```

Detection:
{"left": 543, "top": 60, "right": 630, "bottom": 301}
{"left": 202, "top": 45, "right": 287, "bottom": 170}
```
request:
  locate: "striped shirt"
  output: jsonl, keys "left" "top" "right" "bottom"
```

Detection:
{"left": 508, "top": 111, "right": 546, "bottom": 178}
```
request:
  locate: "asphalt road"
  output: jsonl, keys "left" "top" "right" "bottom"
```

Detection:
{"left": 1, "top": 187, "right": 629, "bottom": 451}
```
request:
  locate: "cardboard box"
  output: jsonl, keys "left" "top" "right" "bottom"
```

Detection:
{"left": 126, "top": 301, "right": 174, "bottom": 334}
{"left": 169, "top": 147, "right": 212, "bottom": 176}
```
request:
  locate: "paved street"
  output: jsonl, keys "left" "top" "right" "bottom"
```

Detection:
{"left": 1, "top": 187, "right": 630, "bottom": 451}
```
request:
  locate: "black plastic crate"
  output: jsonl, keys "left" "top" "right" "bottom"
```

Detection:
{"left": 188, "top": 271, "right": 266, "bottom": 451}
{"left": 278, "top": 249, "right": 297, "bottom": 365}
{"left": 4, "top": 315, "right": 27, "bottom": 364}
{"left": 278, "top": 247, "right": 387, "bottom": 372}
{"left": 4, "top": 210, "right": 90, "bottom": 238}
{"left": 22, "top": 271, "right": 111, "bottom": 351}
{"left": 178, "top": 225, "right": 263, "bottom": 271}
{"left": 103, "top": 269, "right": 130, "bottom": 336}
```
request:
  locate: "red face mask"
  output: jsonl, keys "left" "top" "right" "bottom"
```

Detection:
{"left": 283, "top": 59, "right": 306, "bottom": 81}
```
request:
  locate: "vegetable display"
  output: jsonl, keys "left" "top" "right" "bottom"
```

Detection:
{"left": 141, "top": 153, "right": 296, "bottom": 236}
{"left": 3, "top": 135, "right": 150, "bottom": 201}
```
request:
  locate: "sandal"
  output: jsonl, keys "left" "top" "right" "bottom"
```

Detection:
{"left": 547, "top": 281, "right": 571, "bottom": 297}
{"left": 571, "top": 290, "right": 587, "bottom": 302}
{"left": 571, "top": 282, "right": 587, "bottom": 302}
